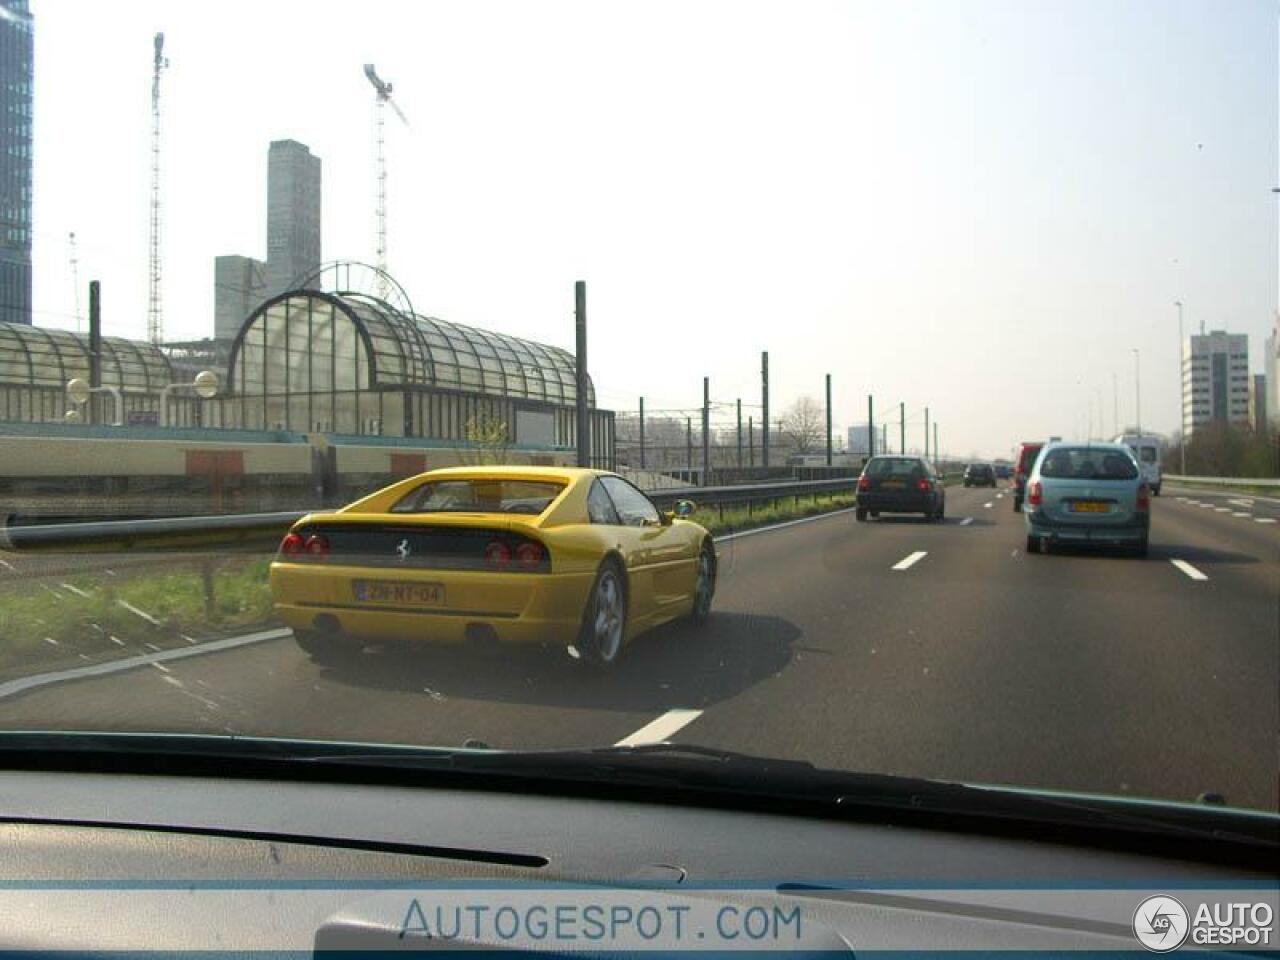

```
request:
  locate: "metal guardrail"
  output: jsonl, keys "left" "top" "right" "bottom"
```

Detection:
{"left": 1164, "top": 475, "right": 1280, "bottom": 489}
{"left": 1, "top": 478, "right": 858, "bottom": 554}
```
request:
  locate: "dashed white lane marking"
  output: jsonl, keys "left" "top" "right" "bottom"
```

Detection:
{"left": 1228, "top": 498, "right": 1255, "bottom": 508}
{"left": 60, "top": 582, "right": 92, "bottom": 598}
{"left": 1170, "top": 559, "right": 1209, "bottom": 582}
{"left": 891, "top": 551, "right": 928, "bottom": 571}
{"left": 1231, "top": 512, "right": 1250, "bottom": 518}
{"left": 1198, "top": 503, "right": 1215, "bottom": 509}
{"left": 1176, "top": 497, "right": 1189, "bottom": 502}
{"left": 983, "top": 502, "right": 993, "bottom": 509}
{"left": 960, "top": 517, "right": 974, "bottom": 526}
{"left": 0, "top": 627, "right": 292, "bottom": 702}
{"left": 1214, "top": 507, "right": 1231, "bottom": 513}
{"left": 614, "top": 708, "right": 704, "bottom": 747}
{"left": 117, "top": 599, "right": 163, "bottom": 626}
{"left": 1256, "top": 518, "right": 1277, "bottom": 525}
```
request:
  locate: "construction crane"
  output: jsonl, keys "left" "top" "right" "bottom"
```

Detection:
{"left": 68, "top": 232, "right": 82, "bottom": 332}
{"left": 146, "top": 32, "right": 169, "bottom": 344}
{"left": 362, "top": 64, "right": 408, "bottom": 299}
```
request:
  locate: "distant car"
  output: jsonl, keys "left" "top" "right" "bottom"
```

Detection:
{"left": 855, "top": 456, "right": 946, "bottom": 521}
{"left": 1011, "top": 441, "right": 1044, "bottom": 512}
{"left": 963, "top": 463, "right": 997, "bottom": 488}
{"left": 269, "top": 466, "right": 716, "bottom": 669}
{"left": 1023, "top": 443, "right": 1150, "bottom": 557}
{"left": 994, "top": 464, "right": 1012, "bottom": 479}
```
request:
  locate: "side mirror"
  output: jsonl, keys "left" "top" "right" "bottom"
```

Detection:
{"left": 672, "top": 499, "right": 696, "bottom": 519}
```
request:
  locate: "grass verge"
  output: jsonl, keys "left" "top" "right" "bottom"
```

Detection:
{"left": 693, "top": 493, "right": 857, "bottom": 536}
{"left": 0, "top": 556, "right": 276, "bottom": 679}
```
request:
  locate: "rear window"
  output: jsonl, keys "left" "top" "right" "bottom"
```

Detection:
{"left": 1038, "top": 448, "right": 1138, "bottom": 481}
{"left": 1140, "top": 447, "right": 1158, "bottom": 463}
{"left": 390, "top": 479, "right": 565, "bottom": 515}
{"left": 866, "top": 458, "right": 924, "bottom": 477}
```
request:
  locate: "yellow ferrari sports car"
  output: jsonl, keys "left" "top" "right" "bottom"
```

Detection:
{"left": 269, "top": 466, "right": 716, "bottom": 667}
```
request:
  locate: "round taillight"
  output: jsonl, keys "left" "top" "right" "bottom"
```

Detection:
{"left": 304, "top": 534, "right": 330, "bottom": 556}
{"left": 515, "top": 541, "right": 545, "bottom": 569}
{"left": 484, "top": 541, "right": 512, "bottom": 569}
{"left": 280, "top": 532, "right": 305, "bottom": 556}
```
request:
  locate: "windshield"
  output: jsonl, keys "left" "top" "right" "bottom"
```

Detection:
{"left": 0, "top": 0, "right": 1276, "bottom": 827}
{"left": 391, "top": 479, "right": 564, "bottom": 515}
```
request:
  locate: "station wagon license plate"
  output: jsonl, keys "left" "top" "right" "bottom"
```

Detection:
{"left": 1068, "top": 501, "right": 1109, "bottom": 514}
{"left": 881, "top": 480, "right": 904, "bottom": 490}
{"left": 353, "top": 580, "right": 445, "bottom": 606}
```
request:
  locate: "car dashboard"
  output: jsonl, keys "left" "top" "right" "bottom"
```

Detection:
{"left": 0, "top": 768, "right": 1274, "bottom": 953}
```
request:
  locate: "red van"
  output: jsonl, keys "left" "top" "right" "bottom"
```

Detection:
{"left": 1012, "top": 441, "right": 1044, "bottom": 512}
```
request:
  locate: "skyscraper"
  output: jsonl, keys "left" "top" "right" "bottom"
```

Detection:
{"left": 264, "top": 140, "right": 321, "bottom": 298}
{"left": 214, "top": 254, "right": 265, "bottom": 360}
{"left": 1181, "top": 330, "right": 1250, "bottom": 438}
{"left": 0, "top": 0, "right": 33, "bottom": 326}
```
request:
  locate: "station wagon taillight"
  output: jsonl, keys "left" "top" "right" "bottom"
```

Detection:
{"left": 1027, "top": 481, "right": 1043, "bottom": 507}
{"left": 1136, "top": 484, "right": 1150, "bottom": 512}
{"left": 857, "top": 475, "right": 871, "bottom": 491}
{"left": 916, "top": 478, "right": 930, "bottom": 492}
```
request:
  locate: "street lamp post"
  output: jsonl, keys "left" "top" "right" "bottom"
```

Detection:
{"left": 1132, "top": 348, "right": 1141, "bottom": 434}
{"left": 1175, "top": 300, "right": 1186, "bottom": 474}
{"left": 159, "top": 370, "right": 220, "bottom": 427}
{"left": 66, "top": 378, "right": 123, "bottom": 426}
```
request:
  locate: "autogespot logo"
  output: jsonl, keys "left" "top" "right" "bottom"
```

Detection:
{"left": 1133, "top": 896, "right": 1190, "bottom": 952}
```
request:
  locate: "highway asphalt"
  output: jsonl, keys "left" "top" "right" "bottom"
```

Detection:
{"left": 0, "top": 484, "right": 1275, "bottom": 811}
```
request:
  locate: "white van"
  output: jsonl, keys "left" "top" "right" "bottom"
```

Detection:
{"left": 1114, "top": 433, "right": 1162, "bottom": 495}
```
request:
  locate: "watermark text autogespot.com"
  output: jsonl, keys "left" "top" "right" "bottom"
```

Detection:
{"left": 398, "top": 899, "right": 803, "bottom": 946}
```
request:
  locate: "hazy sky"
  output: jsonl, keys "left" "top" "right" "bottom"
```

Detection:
{"left": 27, "top": 0, "right": 1279, "bottom": 458}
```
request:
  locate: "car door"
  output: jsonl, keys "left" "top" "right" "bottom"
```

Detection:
{"left": 600, "top": 476, "right": 695, "bottom": 622}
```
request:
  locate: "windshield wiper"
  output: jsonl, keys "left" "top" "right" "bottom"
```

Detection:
{"left": 2, "top": 732, "right": 1275, "bottom": 858}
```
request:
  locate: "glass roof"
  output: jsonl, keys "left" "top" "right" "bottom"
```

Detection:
{"left": 229, "top": 292, "right": 595, "bottom": 406}
{"left": 0, "top": 322, "right": 174, "bottom": 391}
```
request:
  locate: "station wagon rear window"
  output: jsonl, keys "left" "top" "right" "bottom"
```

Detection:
{"left": 391, "top": 479, "right": 566, "bottom": 515}
{"left": 1038, "top": 448, "right": 1138, "bottom": 481}
{"left": 866, "top": 458, "right": 924, "bottom": 477}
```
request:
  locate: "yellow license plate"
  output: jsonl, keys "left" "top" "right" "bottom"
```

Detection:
{"left": 1069, "top": 501, "right": 1109, "bottom": 513}
{"left": 353, "top": 580, "right": 445, "bottom": 605}
{"left": 882, "top": 480, "right": 904, "bottom": 489}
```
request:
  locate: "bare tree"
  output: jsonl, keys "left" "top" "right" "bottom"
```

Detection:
{"left": 458, "top": 413, "right": 512, "bottom": 465}
{"left": 781, "top": 396, "right": 825, "bottom": 454}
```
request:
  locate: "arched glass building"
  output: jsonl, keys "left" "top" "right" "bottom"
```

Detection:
{"left": 0, "top": 279, "right": 614, "bottom": 468}
{"left": 225, "top": 290, "right": 610, "bottom": 458}
{"left": 0, "top": 321, "right": 174, "bottom": 423}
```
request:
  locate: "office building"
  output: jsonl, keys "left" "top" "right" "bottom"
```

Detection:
{"left": 1181, "top": 330, "right": 1249, "bottom": 438}
{"left": 214, "top": 255, "right": 265, "bottom": 360}
{"left": 1248, "top": 374, "right": 1267, "bottom": 434}
{"left": 0, "top": 0, "right": 33, "bottom": 325}
{"left": 847, "top": 424, "right": 888, "bottom": 457}
{"left": 264, "top": 140, "right": 321, "bottom": 298}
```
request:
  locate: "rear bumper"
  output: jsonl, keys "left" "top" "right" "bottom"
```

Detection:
{"left": 857, "top": 492, "right": 938, "bottom": 512}
{"left": 269, "top": 562, "right": 595, "bottom": 644}
{"left": 1024, "top": 512, "right": 1149, "bottom": 545}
